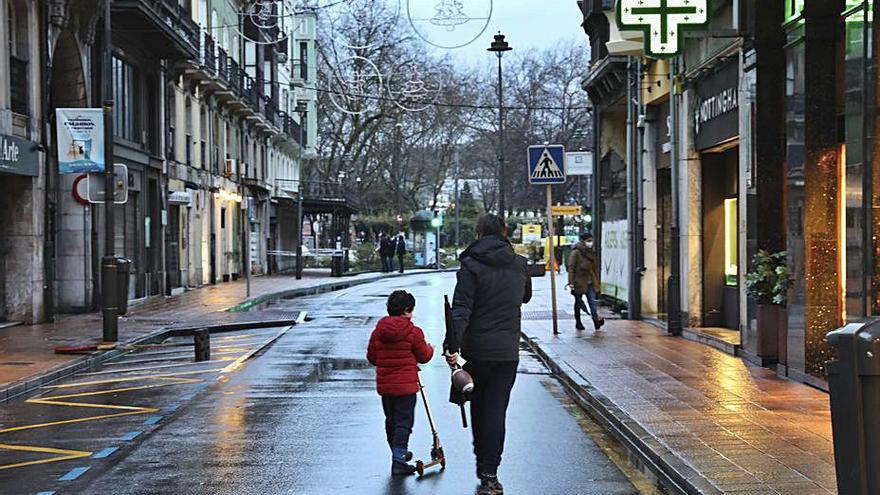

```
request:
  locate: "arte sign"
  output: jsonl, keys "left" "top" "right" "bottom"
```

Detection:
{"left": 694, "top": 60, "right": 739, "bottom": 150}
{"left": 56, "top": 108, "right": 105, "bottom": 174}
{"left": 0, "top": 134, "right": 38, "bottom": 176}
{"left": 617, "top": 0, "right": 709, "bottom": 58}
{"left": 600, "top": 219, "right": 629, "bottom": 302}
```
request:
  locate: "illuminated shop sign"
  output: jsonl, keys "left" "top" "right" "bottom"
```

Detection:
{"left": 617, "top": 0, "right": 709, "bottom": 58}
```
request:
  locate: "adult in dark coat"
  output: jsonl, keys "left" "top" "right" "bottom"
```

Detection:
{"left": 443, "top": 214, "right": 532, "bottom": 495}
{"left": 378, "top": 233, "right": 393, "bottom": 273}
{"left": 394, "top": 233, "right": 407, "bottom": 273}
{"left": 567, "top": 233, "right": 605, "bottom": 330}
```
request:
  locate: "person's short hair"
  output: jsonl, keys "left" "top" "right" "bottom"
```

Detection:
{"left": 387, "top": 290, "right": 416, "bottom": 316}
{"left": 580, "top": 233, "right": 594, "bottom": 241}
{"left": 475, "top": 214, "right": 508, "bottom": 239}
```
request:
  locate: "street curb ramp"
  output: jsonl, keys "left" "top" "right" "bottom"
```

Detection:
{"left": 522, "top": 333, "right": 724, "bottom": 495}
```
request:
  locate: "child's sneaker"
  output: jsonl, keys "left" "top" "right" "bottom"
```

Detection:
{"left": 391, "top": 448, "right": 416, "bottom": 476}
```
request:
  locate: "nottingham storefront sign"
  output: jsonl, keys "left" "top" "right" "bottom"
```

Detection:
{"left": 617, "top": 0, "right": 709, "bottom": 58}
{"left": 694, "top": 60, "right": 739, "bottom": 151}
{"left": 56, "top": 108, "right": 105, "bottom": 174}
{"left": 0, "top": 134, "right": 39, "bottom": 176}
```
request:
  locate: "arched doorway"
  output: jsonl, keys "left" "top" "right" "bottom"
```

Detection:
{"left": 50, "top": 31, "right": 92, "bottom": 313}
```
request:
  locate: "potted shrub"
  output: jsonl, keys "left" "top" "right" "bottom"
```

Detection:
{"left": 746, "top": 250, "right": 792, "bottom": 363}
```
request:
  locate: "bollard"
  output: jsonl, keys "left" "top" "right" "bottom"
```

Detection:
{"left": 193, "top": 329, "right": 211, "bottom": 362}
{"left": 826, "top": 321, "right": 880, "bottom": 495}
{"left": 116, "top": 258, "right": 132, "bottom": 316}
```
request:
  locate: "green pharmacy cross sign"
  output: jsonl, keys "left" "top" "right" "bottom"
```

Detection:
{"left": 617, "top": 0, "right": 709, "bottom": 58}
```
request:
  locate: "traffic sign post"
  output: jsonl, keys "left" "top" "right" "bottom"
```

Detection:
{"left": 528, "top": 144, "right": 566, "bottom": 336}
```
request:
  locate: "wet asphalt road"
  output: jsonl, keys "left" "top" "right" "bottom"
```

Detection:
{"left": 0, "top": 272, "right": 645, "bottom": 494}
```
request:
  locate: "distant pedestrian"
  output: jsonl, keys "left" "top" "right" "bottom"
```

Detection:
{"left": 394, "top": 233, "right": 407, "bottom": 273}
{"left": 444, "top": 214, "right": 532, "bottom": 495}
{"left": 567, "top": 233, "right": 605, "bottom": 331}
{"left": 367, "top": 290, "right": 435, "bottom": 476}
{"left": 378, "top": 233, "right": 393, "bottom": 273}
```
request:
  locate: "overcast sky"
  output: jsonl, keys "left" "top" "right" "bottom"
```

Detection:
{"left": 411, "top": 0, "right": 587, "bottom": 66}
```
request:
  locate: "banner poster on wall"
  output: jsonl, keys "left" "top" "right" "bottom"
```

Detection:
{"left": 600, "top": 219, "right": 629, "bottom": 302}
{"left": 56, "top": 108, "right": 105, "bottom": 174}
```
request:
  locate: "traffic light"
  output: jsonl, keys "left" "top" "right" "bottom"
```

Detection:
{"left": 431, "top": 210, "right": 443, "bottom": 228}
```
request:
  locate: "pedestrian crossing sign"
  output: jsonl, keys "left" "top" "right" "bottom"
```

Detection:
{"left": 528, "top": 145, "right": 566, "bottom": 185}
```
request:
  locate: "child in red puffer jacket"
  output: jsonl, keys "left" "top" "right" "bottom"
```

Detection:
{"left": 367, "top": 290, "right": 434, "bottom": 476}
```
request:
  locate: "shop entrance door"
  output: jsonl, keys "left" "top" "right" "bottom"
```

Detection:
{"left": 657, "top": 168, "right": 672, "bottom": 320}
{"left": 701, "top": 146, "right": 740, "bottom": 330}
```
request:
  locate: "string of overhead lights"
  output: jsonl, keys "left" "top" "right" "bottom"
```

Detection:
{"left": 310, "top": 85, "right": 593, "bottom": 112}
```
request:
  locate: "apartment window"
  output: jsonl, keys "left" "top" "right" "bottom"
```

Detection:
{"left": 113, "top": 56, "right": 139, "bottom": 142}
{"left": 8, "top": 0, "right": 29, "bottom": 115}
{"left": 299, "top": 42, "right": 308, "bottom": 80}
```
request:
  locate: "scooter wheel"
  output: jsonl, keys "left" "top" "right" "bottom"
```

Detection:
{"left": 440, "top": 457, "right": 446, "bottom": 469}
{"left": 416, "top": 460, "right": 425, "bottom": 476}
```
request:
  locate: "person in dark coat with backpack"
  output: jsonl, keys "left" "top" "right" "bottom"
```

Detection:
{"left": 443, "top": 214, "right": 532, "bottom": 495}
{"left": 567, "top": 233, "right": 605, "bottom": 331}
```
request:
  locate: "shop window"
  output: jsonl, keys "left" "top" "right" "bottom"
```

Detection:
{"left": 724, "top": 198, "right": 738, "bottom": 286}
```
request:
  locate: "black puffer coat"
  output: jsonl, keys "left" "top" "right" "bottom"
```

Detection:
{"left": 444, "top": 235, "right": 532, "bottom": 361}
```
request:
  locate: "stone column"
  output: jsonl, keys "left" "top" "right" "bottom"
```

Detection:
{"left": 802, "top": 0, "right": 845, "bottom": 376}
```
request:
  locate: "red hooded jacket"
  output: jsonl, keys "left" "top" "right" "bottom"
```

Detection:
{"left": 367, "top": 316, "right": 434, "bottom": 396}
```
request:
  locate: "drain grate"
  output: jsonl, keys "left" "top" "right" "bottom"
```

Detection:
{"left": 0, "top": 361, "right": 35, "bottom": 366}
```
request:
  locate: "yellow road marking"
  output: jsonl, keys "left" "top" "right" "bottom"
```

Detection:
{"left": 44, "top": 368, "right": 225, "bottom": 389}
{"left": 0, "top": 443, "right": 92, "bottom": 471}
{"left": 0, "top": 332, "right": 273, "bottom": 471}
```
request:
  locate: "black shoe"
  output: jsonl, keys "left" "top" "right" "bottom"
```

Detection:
{"left": 575, "top": 321, "right": 585, "bottom": 331}
{"left": 594, "top": 318, "right": 606, "bottom": 330}
{"left": 476, "top": 474, "right": 504, "bottom": 495}
{"left": 392, "top": 460, "right": 417, "bottom": 476}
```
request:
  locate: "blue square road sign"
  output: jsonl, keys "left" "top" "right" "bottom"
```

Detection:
{"left": 528, "top": 145, "right": 566, "bottom": 185}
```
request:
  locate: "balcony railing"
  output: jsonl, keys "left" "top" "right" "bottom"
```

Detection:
{"left": 10, "top": 56, "right": 28, "bottom": 115}
{"left": 113, "top": 0, "right": 200, "bottom": 57}
{"left": 202, "top": 32, "right": 216, "bottom": 73}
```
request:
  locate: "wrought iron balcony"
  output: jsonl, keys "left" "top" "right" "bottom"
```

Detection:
{"left": 112, "top": 0, "right": 199, "bottom": 58}
{"left": 202, "top": 32, "right": 216, "bottom": 73}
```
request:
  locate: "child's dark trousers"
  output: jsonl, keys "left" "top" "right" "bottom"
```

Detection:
{"left": 382, "top": 394, "right": 417, "bottom": 449}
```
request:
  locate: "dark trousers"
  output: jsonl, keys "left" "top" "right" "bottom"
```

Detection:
{"left": 574, "top": 285, "right": 600, "bottom": 326}
{"left": 397, "top": 255, "right": 405, "bottom": 273}
{"left": 464, "top": 359, "right": 518, "bottom": 476}
{"left": 381, "top": 255, "right": 391, "bottom": 273}
{"left": 382, "top": 394, "right": 416, "bottom": 450}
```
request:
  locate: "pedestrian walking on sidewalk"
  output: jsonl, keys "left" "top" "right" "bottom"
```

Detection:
{"left": 567, "top": 233, "right": 605, "bottom": 331}
{"left": 444, "top": 214, "right": 532, "bottom": 495}
{"left": 378, "top": 233, "right": 394, "bottom": 273}
{"left": 394, "top": 233, "right": 407, "bottom": 273}
{"left": 367, "top": 290, "right": 435, "bottom": 476}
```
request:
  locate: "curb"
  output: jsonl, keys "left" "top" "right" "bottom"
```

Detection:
{"left": 0, "top": 270, "right": 455, "bottom": 405}
{"left": 522, "top": 332, "right": 722, "bottom": 495}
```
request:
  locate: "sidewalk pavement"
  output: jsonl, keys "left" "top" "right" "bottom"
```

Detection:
{"left": 0, "top": 268, "right": 438, "bottom": 397}
{"left": 522, "top": 274, "right": 835, "bottom": 495}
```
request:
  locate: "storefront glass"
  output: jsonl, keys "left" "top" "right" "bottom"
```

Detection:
{"left": 784, "top": 23, "right": 807, "bottom": 374}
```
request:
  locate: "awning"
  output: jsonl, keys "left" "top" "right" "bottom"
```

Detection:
{"left": 168, "top": 190, "right": 192, "bottom": 205}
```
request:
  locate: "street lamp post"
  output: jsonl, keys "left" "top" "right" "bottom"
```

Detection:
{"left": 101, "top": 0, "right": 118, "bottom": 342}
{"left": 295, "top": 100, "right": 308, "bottom": 280}
{"left": 487, "top": 32, "right": 511, "bottom": 216}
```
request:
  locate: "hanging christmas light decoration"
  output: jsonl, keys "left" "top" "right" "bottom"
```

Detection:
{"left": 407, "top": 0, "right": 492, "bottom": 49}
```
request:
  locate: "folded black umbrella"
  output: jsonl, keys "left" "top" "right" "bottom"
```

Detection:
{"left": 445, "top": 295, "right": 470, "bottom": 428}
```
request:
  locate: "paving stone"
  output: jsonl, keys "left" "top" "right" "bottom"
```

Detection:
{"left": 521, "top": 277, "right": 837, "bottom": 494}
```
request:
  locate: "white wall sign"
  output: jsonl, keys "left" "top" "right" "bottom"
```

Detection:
{"left": 617, "top": 0, "right": 709, "bottom": 58}
{"left": 600, "top": 219, "right": 629, "bottom": 302}
{"left": 565, "top": 151, "right": 593, "bottom": 176}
